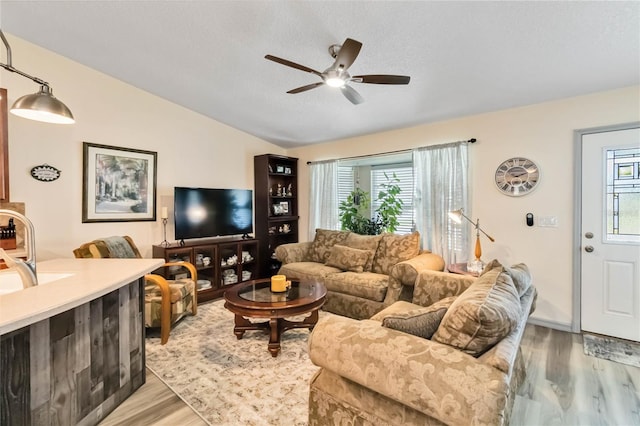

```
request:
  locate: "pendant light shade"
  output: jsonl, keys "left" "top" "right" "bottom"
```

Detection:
{"left": 11, "top": 85, "right": 74, "bottom": 124}
{"left": 0, "top": 29, "right": 75, "bottom": 125}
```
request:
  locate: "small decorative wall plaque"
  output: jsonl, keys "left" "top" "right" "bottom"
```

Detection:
{"left": 30, "top": 164, "right": 61, "bottom": 182}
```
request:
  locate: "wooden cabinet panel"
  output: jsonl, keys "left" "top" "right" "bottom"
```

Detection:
{"left": 153, "top": 238, "right": 259, "bottom": 302}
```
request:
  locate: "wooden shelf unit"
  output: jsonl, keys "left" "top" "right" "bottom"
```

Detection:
{"left": 152, "top": 237, "right": 259, "bottom": 302}
{"left": 254, "top": 154, "right": 299, "bottom": 278}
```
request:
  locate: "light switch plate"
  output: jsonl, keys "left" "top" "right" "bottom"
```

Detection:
{"left": 538, "top": 215, "right": 558, "bottom": 227}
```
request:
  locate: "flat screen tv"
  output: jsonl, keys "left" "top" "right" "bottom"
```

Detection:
{"left": 174, "top": 187, "right": 253, "bottom": 241}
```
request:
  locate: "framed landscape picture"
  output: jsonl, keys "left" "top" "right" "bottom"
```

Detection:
{"left": 82, "top": 142, "right": 157, "bottom": 222}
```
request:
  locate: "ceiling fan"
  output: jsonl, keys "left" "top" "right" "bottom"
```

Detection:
{"left": 265, "top": 38, "right": 410, "bottom": 105}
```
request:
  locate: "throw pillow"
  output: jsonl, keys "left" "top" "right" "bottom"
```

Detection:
{"left": 325, "top": 245, "right": 371, "bottom": 273}
{"left": 371, "top": 231, "right": 420, "bottom": 275}
{"left": 432, "top": 266, "right": 522, "bottom": 356}
{"left": 380, "top": 297, "right": 456, "bottom": 339}
{"left": 483, "top": 259, "right": 532, "bottom": 296}
{"left": 343, "top": 233, "right": 382, "bottom": 271}
{"left": 308, "top": 229, "right": 351, "bottom": 263}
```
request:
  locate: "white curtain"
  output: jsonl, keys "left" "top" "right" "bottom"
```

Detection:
{"left": 308, "top": 160, "right": 338, "bottom": 239}
{"left": 413, "top": 142, "right": 469, "bottom": 265}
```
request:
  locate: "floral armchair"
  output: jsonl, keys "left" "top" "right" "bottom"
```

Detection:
{"left": 73, "top": 235, "right": 197, "bottom": 344}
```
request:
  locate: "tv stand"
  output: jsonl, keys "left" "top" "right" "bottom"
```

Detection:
{"left": 152, "top": 237, "right": 259, "bottom": 303}
{"left": 241, "top": 233, "right": 250, "bottom": 240}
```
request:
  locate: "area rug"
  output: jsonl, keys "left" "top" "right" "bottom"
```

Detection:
{"left": 583, "top": 333, "right": 640, "bottom": 368}
{"left": 145, "top": 299, "right": 328, "bottom": 425}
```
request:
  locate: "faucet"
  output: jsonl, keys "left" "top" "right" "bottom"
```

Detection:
{"left": 0, "top": 209, "right": 37, "bottom": 287}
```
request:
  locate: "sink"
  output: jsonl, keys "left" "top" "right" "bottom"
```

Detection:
{"left": 0, "top": 272, "right": 74, "bottom": 295}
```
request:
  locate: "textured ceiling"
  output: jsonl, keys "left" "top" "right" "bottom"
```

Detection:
{"left": 1, "top": 1, "right": 638, "bottom": 148}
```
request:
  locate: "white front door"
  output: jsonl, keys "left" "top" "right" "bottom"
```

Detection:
{"left": 581, "top": 126, "right": 640, "bottom": 341}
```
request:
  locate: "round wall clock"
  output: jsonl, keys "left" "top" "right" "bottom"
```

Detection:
{"left": 494, "top": 157, "right": 540, "bottom": 196}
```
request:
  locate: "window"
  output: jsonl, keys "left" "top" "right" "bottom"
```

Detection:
{"left": 371, "top": 163, "right": 414, "bottom": 234}
{"left": 337, "top": 166, "right": 355, "bottom": 213}
{"left": 606, "top": 147, "right": 640, "bottom": 242}
{"left": 337, "top": 152, "right": 414, "bottom": 234}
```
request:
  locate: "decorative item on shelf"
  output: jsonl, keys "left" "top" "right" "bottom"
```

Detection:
{"left": 268, "top": 164, "right": 273, "bottom": 173}
{"left": 30, "top": 164, "right": 61, "bottom": 182}
{"left": 160, "top": 206, "right": 169, "bottom": 247}
{"left": 448, "top": 208, "right": 495, "bottom": 274}
{"left": 242, "top": 270, "right": 252, "bottom": 281}
{"left": 197, "top": 279, "right": 212, "bottom": 290}
{"left": 241, "top": 251, "right": 253, "bottom": 263}
{"left": 203, "top": 256, "right": 211, "bottom": 266}
{"left": 226, "top": 254, "right": 238, "bottom": 265}
{"left": 195, "top": 253, "right": 204, "bottom": 266}
{"left": 223, "top": 268, "right": 238, "bottom": 285}
{"left": 287, "top": 184, "right": 292, "bottom": 196}
{"left": 279, "top": 201, "right": 289, "bottom": 215}
{"left": 268, "top": 226, "right": 277, "bottom": 235}
{"left": 282, "top": 223, "right": 290, "bottom": 233}
{"left": 276, "top": 165, "right": 285, "bottom": 173}
{"left": 284, "top": 166, "right": 292, "bottom": 175}
{"left": 269, "top": 187, "right": 273, "bottom": 195}
{"left": 0, "top": 29, "right": 74, "bottom": 124}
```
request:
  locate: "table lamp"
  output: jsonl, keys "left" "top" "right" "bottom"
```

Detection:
{"left": 448, "top": 208, "right": 495, "bottom": 273}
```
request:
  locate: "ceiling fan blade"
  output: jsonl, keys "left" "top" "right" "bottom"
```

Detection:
{"left": 340, "top": 85, "right": 364, "bottom": 105}
{"left": 265, "top": 54, "right": 322, "bottom": 76}
{"left": 287, "top": 82, "right": 325, "bottom": 94}
{"left": 352, "top": 74, "right": 411, "bottom": 85}
{"left": 332, "top": 38, "right": 362, "bottom": 70}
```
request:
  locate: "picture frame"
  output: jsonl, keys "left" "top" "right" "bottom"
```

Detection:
{"left": 272, "top": 203, "right": 284, "bottom": 215}
{"left": 82, "top": 142, "right": 157, "bottom": 222}
{"left": 279, "top": 201, "right": 289, "bottom": 214}
{"left": 276, "top": 165, "right": 285, "bottom": 173}
{"left": 284, "top": 166, "right": 292, "bottom": 175}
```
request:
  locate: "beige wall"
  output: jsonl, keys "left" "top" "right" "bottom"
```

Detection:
{"left": 1, "top": 34, "right": 284, "bottom": 259}
{"left": 288, "top": 86, "right": 640, "bottom": 328}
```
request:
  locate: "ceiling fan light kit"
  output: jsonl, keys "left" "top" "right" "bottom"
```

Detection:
{"left": 265, "top": 37, "right": 410, "bottom": 105}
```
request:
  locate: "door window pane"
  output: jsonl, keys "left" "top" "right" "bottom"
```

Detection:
{"left": 606, "top": 147, "right": 640, "bottom": 242}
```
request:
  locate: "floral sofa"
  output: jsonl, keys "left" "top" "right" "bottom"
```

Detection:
{"left": 275, "top": 229, "right": 445, "bottom": 319}
{"left": 307, "top": 259, "right": 537, "bottom": 426}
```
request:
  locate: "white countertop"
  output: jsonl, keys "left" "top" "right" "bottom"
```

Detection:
{"left": 0, "top": 258, "right": 164, "bottom": 334}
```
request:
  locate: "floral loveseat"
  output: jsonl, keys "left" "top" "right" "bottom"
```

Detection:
{"left": 275, "top": 229, "right": 445, "bottom": 319}
{"left": 308, "top": 259, "right": 537, "bottom": 426}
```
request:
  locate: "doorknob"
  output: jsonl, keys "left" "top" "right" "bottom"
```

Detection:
{"left": 585, "top": 245, "right": 594, "bottom": 253}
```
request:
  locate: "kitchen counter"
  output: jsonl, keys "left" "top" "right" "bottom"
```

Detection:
{"left": 0, "top": 257, "right": 163, "bottom": 334}
{"left": 0, "top": 257, "right": 164, "bottom": 426}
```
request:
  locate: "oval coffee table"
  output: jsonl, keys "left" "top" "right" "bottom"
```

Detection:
{"left": 223, "top": 278, "right": 326, "bottom": 357}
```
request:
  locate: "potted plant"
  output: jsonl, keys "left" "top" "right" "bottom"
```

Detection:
{"left": 339, "top": 173, "right": 404, "bottom": 235}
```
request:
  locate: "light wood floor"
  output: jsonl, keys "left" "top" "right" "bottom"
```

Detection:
{"left": 100, "top": 324, "right": 639, "bottom": 425}
{"left": 99, "top": 370, "right": 207, "bottom": 426}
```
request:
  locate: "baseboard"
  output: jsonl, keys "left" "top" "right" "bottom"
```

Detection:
{"left": 526, "top": 317, "right": 574, "bottom": 333}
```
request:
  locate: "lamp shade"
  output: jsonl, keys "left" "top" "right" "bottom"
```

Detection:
{"left": 10, "top": 85, "right": 74, "bottom": 124}
{"left": 448, "top": 209, "right": 464, "bottom": 224}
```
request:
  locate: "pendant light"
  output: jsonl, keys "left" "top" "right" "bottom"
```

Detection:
{"left": 0, "top": 29, "right": 74, "bottom": 124}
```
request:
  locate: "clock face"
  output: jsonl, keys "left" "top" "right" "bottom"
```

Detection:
{"left": 495, "top": 157, "right": 540, "bottom": 196}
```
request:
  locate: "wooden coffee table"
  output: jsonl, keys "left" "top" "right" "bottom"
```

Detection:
{"left": 223, "top": 278, "right": 326, "bottom": 357}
